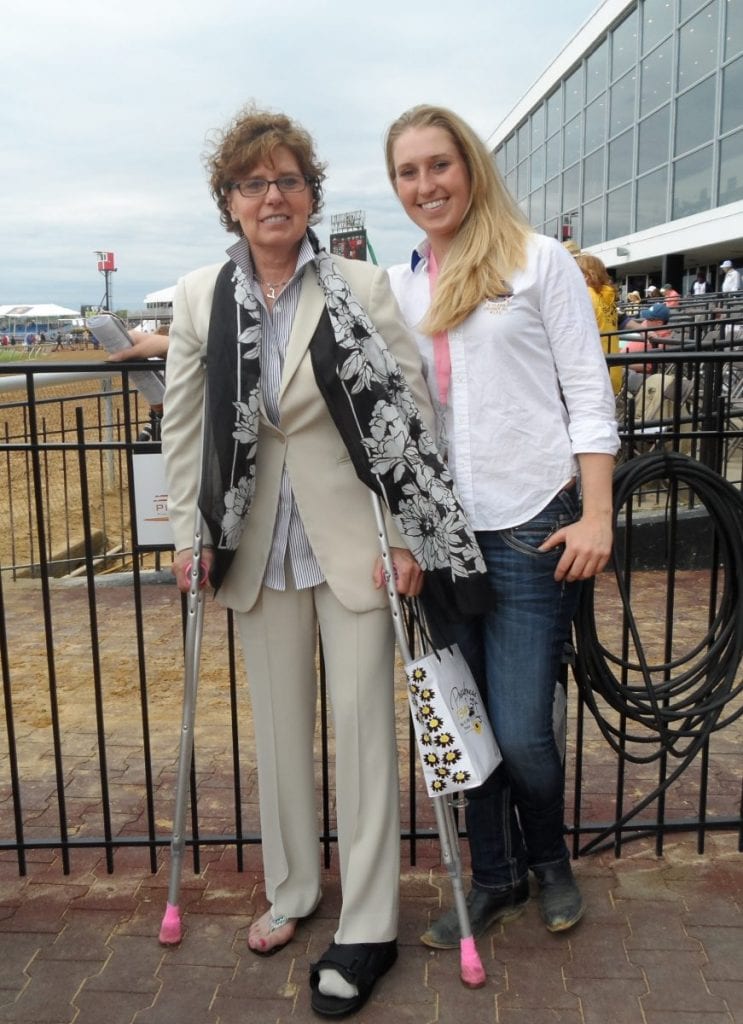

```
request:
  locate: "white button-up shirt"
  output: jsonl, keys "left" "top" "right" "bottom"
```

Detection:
{"left": 388, "top": 233, "right": 619, "bottom": 532}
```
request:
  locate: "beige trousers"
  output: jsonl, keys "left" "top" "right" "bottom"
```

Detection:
{"left": 235, "top": 580, "right": 400, "bottom": 943}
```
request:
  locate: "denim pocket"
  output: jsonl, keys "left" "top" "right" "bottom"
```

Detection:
{"left": 500, "top": 489, "right": 579, "bottom": 558}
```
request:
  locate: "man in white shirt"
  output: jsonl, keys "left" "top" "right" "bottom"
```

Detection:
{"left": 720, "top": 260, "right": 742, "bottom": 293}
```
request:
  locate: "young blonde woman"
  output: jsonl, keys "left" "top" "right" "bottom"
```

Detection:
{"left": 384, "top": 105, "right": 619, "bottom": 946}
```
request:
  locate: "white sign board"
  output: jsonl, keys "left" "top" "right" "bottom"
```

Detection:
{"left": 132, "top": 453, "right": 174, "bottom": 546}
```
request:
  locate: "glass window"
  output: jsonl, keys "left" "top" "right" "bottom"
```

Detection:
{"left": 612, "top": 9, "right": 638, "bottom": 79}
{"left": 607, "top": 183, "right": 632, "bottom": 237}
{"left": 546, "top": 89, "right": 563, "bottom": 137}
{"left": 726, "top": 0, "right": 743, "bottom": 60}
{"left": 518, "top": 121, "right": 531, "bottom": 162}
{"left": 583, "top": 149, "right": 605, "bottom": 199}
{"left": 722, "top": 55, "right": 743, "bottom": 135}
{"left": 719, "top": 129, "right": 743, "bottom": 204}
{"left": 506, "top": 169, "right": 517, "bottom": 199}
{"left": 506, "top": 134, "right": 517, "bottom": 172}
{"left": 610, "top": 69, "right": 637, "bottom": 136}
{"left": 638, "top": 104, "right": 670, "bottom": 173}
{"left": 530, "top": 186, "right": 545, "bottom": 225}
{"left": 563, "top": 211, "right": 580, "bottom": 245}
{"left": 531, "top": 105, "right": 545, "bottom": 150}
{"left": 546, "top": 133, "right": 562, "bottom": 179}
{"left": 530, "top": 145, "right": 546, "bottom": 189}
{"left": 636, "top": 165, "right": 669, "bottom": 229}
{"left": 672, "top": 144, "right": 713, "bottom": 217}
{"left": 582, "top": 196, "right": 603, "bottom": 247}
{"left": 545, "top": 175, "right": 562, "bottom": 220}
{"left": 681, "top": 0, "right": 707, "bottom": 19}
{"left": 544, "top": 217, "right": 559, "bottom": 240}
{"left": 585, "top": 94, "right": 607, "bottom": 152}
{"left": 564, "top": 66, "right": 584, "bottom": 120}
{"left": 675, "top": 76, "right": 716, "bottom": 155}
{"left": 517, "top": 159, "right": 529, "bottom": 199}
{"left": 563, "top": 162, "right": 580, "bottom": 214}
{"left": 495, "top": 147, "right": 507, "bottom": 175}
{"left": 642, "top": 0, "right": 674, "bottom": 55}
{"left": 587, "top": 39, "right": 608, "bottom": 101}
{"left": 608, "top": 128, "right": 635, "bottom": 188}
{"left": 564, "top": 113, "right": 582, "bottom": 164}
{"left": 641, "top": 41, "right": 672, "bottom": 114}
{"left": 678, "top": 3, "right": 719, "bottom": 89}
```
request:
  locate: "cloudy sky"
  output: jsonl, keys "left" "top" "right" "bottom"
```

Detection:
{"left": 2, "top": 0, "right": 599, "bottom": 312}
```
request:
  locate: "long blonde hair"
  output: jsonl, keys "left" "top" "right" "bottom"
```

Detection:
{"left": 384, "top": 105, "right": 531, "bottom": 334}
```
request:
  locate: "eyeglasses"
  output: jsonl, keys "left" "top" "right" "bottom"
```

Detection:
{"left": 228, "top": 175, "right": 311, "bottom": 198}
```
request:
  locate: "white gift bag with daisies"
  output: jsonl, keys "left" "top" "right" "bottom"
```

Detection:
{"left": 405, "top": 626, "right": 502, "bottom": 797}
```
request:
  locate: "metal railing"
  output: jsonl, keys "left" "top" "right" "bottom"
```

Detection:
{"left": 1, "top": 351, "right": 741, "bottom": 877}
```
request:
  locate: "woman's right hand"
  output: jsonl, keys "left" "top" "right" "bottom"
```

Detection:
{"left": 172, "top": 546, "right": 214, "bottom": 593}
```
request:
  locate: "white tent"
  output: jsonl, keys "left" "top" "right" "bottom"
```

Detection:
{"left": 0, "top": 303, "right": 81, "bottom": 319}
{"left": 143, "top": 286, "right": 176, "bottom": 307}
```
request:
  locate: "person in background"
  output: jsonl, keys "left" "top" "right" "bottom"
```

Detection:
{"left": 107, "top": 325, "right": 171, "bottom": 362}
{"left": 638, "top": 301, "right": 672, "bottom": 341}
{"left": 719, "top": 260, "right": 742, "bottom": 293}
{"left": 384, "top": 104, "right": 619, "bottom": 948}
{"left": 661, "top": 283, "right": 680, "bottom": 308}
{"left": 574, "top": 252, "right": 621, "bottom": 395}
{"left": 691, "top": 272, "right": 711, "bottom": 296}
{"left": 161, "top": 103, "right": 484, "bottom": 1018}
{"left": 108, "top": 325, "right": 170, "bottom": 441}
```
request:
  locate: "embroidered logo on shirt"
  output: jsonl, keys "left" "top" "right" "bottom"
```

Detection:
{"left": 483, "top": 293, "right": 514, "bottom": 315}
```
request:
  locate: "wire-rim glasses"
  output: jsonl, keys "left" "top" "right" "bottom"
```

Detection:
{"left": 228, "top": 175, "right": 312, "bottom": 198}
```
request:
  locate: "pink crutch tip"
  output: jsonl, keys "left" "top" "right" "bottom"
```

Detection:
{"left": 159, "top": 903, "right": 183, "bottom": 945}
{"left": 459, "top": 936, "right": 487, "bottom": 988}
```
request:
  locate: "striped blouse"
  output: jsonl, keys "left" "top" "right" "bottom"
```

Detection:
{"left": 226, "top": 235, "right": 324, "bottom": 591}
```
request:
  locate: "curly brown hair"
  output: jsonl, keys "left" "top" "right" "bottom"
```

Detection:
{"left": 204, "top": 103, "right": 327, "bottom": 236}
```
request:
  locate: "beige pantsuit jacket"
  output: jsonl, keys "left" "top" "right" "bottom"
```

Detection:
{"left": 161, "top": 254, "right": 434, "bottom": 612}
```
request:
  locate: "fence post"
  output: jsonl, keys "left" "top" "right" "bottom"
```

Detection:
{"left": 101, "top": 377, "right": 115, "bottom": 489}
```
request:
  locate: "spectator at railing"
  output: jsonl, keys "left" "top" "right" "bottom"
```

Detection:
{"left": 690, "top": 272, "right": 712, "bottom": 296}
{"left": 720, "top": 260, "right": 742, "bottom": 293}
{"left": 661, "top": 284, "right": 681, "bottom": 308}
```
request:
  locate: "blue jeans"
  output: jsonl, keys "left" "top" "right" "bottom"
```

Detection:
{"left": 443, "top": 488, "right": 582, "bottom": 892}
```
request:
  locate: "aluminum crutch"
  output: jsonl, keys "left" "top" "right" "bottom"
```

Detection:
{"left": 159, "top": 508, "right": 207, "bottom": 945}
{"left": 371, "top": 494, "right": 486, "bottom": 989}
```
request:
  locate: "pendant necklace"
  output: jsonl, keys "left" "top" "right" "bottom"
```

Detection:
{"left": 259, "top": 279, "right": 288, "bottom": 300}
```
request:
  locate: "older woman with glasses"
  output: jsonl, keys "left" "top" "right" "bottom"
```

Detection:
{"left": 161, "top": 104, "right": 486, "bottom": 1017}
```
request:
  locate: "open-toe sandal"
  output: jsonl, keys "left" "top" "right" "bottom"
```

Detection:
{"left": 309, "top": 939, "right": 397, "bottom": 1018}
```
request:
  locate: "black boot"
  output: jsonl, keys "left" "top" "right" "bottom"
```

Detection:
{"left": 421, "top": 878, "right": 529, "bottom": 948}
{"left": 532, "top": 859, "right": 584, "bottom": 932}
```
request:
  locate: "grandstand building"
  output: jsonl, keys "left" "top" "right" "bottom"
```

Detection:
{"left": 490, "top": 0, "right": 742, "bottom": 296}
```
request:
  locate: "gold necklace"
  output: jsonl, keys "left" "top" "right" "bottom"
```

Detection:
{"left": 258, "top": 279, "right": 289, "bottom": 300}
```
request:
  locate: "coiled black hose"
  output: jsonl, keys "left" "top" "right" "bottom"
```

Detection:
{"left": 574, "top": 451, "right": 743, "bottom": 768}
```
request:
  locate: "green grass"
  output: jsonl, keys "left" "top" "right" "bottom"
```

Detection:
{"left": 0, "top": 346, "right": 43, "bottom": 363}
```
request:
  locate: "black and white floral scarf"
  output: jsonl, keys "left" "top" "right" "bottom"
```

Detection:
{"left": 198, "top": 233, "right": 488, "bottom": 619}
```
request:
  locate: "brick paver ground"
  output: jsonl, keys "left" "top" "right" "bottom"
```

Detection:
{"left": 0, "top": 834, "right": 742, "bottom": 1023}
{"left": 1, "top": 572, "right": 742, "bottom": 1023}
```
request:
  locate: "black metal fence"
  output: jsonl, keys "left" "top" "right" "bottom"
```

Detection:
{"left": 1, "top": 324, "right": 742, "bottom": 877}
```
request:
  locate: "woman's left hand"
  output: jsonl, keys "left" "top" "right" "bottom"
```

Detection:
{"left": 540, "top": 514, "right": 613, "bottom": 582}
{"left": 373, "top": 547, "right": 424, "bottom": 597}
